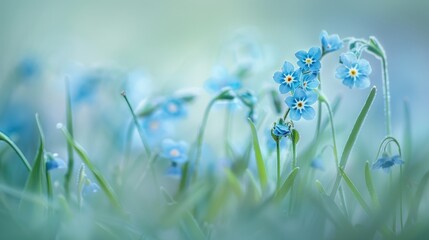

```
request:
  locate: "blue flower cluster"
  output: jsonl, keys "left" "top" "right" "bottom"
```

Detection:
{"left": 273, "top": 47, "right": 321, "bottom": 121}
{"left": 372, "top": 154, "right": 403, "bottom": 172}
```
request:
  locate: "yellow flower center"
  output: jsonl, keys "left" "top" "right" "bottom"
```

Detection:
{"left": 284, "top": 75, "right": 293, "bottom": 83}
{"left": 349, "top": 68, "right": 358, "bottom": 77}
{"left": 168, "top": 103, "right": 178, "bottom": 113}
{"left": 296, "top": 101, "right": 305, "bottom": 110}
{"left": 305, "top": 58, "right": 313, "bottom": 65}
{"left": 170, "top": 149, "right": 180, "bottom": 157}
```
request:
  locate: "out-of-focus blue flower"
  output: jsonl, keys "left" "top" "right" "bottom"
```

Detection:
{"left": 16, "top": 57, "right": 40, "bottom": 80}
{"left": 273, "top": 61, "right": 301, "bottom": 94}
{"left": 141, "top": 112, "right": 169, "bottom": 139}
{"left": 311, "top": 157, "right": 325, "bottom": 171}
{"left": 160, "top": 139, "right": 188, "bottom": 164}
{"left": 299, "top": 72, "right": 320, "bottom": 92}
{"left": 272, "top": 122, "right": 290, "bottom": 138}
{"left": 285, "top": 88, "right": 318, "bottom": 121}
{"left": 125, "top": 70, "right": 153, "bottom": 104}
{"left": 45, "top": 153, "right": 67, "bottom": 171}
{"left": 320, "top": 30, "right": 343, "bottom": 54}
{"left": 161, "top": 98, "right": 187, "bottom": 118}
{"left": 82, "top": 182, "right": 100, "bottom": 196}
{"left": 372, "top": 154, "right": 404, "bottom": 172}
{"left": 336, "top": 52, "right": 372, "bottom": 89}
{"left": 205, "top": 66, "right": 241, "bottom": 93}
{"left": 295, "top": 47, "right": 322, "bottom": 72}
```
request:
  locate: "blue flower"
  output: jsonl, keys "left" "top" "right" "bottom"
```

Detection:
{"left": 273, "top": 61, "right": 301, "bottom": 94}
{"left": 142, "top": 112, "right": 170, "bottom": 139}
{"left": 45, "top": 153, "right": 66, "bottom": 171}
{"left": 285, "top": 88, "right": 318, "bottom": 121}
{"left": 161, "top": 98, "right": 187, "bottom": 118}
{"left": 295, "top": 47, "right": 322, "bottom": 72}
{"left": 205, "top": 65, "right": 241, "bottom": 93}
{"left": 320, "top": 30, "right": 343, "bottom": 54}
{"left": 299, "top": 72, "right": 320, "bottom": 92}
{"left": 272, "top": 122, "right": 290, "bottom": 138}
{"left": 336, "top": 52, "right": 372, "bottom": 89}
{"left": 372, "top": 154, "right": 404, "bottom": 172}
{"left": 160, "top": 139, "right": 188, "bottom": 164}
{"left": 311, "top": 157, "right": 325, "bottom": 171}
{"left": 82, "top": 182, "right": 100, "bottom": 196}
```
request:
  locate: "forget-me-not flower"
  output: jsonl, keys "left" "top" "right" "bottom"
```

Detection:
{"left": 205, "top": 65, "right": 241, "bottom": 93}
{"left": 46, "top": 153, "right": 66, "bottom": 171}
{"left": 161, "top": 98, "right": 187, "bottom": 119}
{"left": 299, "top": 72, "right": 320, "bottom": 92}
{"left": 372, "top": 154, "right": 403, "bottom": 172}
{"left": 285, "top": 88, "right": 318, "bottom": 121}
{"left": 295, "top": 47, "right": 322, "bottom": 72}
{"left": 336, "top": 52, "right": 372, "bottom": 89}
{"left": 272, "top": 122, "right": 291, "bottom": 138}
{"left": 160, "top": 139, "right": 188, "bottom": 164}
{"left": 320, "top": 30, "right": 343, "bottom": 54}
{"left": 273, "top": 61, "right": 301, "bottom": 94}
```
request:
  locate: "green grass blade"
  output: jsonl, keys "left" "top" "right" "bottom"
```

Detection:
{"left": 225, "top": 169, "right": 243, "bottom": 197}
{"left": 245, "top": 170, "right": 262, "bottom": 202}
{"left": 64, "top": 78, "right": 75, "bottom": 199}
{"left": 339, "top": 168, "right": 371, "bottom": 215}
{"left": 274, "top": 167, "right": 299, "bottom": 202}
{"left": 181, "top": 212, "right": 206, "bottom": 240}
{"left": 365, "top": 161, "right": 379, "bottom": 208}
{"left": 330, "top": 86, "right": 377, "bottom": 197}
{"left": 247, "top": 118, "right": 268, "bottom": 190}
{"left": 406, "top": 170, "right": 429, "bottom": 226}
{"left": 59, "top": 126, "right": 122, "bottom": 210}
{"left": 0, "top": 132, "right": 31, "bottom": 171}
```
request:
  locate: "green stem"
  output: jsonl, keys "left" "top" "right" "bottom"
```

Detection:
{"left": 224, "top": 107, "right": 232, "bottom": 158}
{"left": 381, "top": 56, "right": 392, "bottom": 138}
{"left": 121, "top": 91, "right": 151, "bottom": 157}
{"left": 321, "top": 100, "right": 339, "bottom": 167}
{"left": 315, "top": 74, "right": 322, "bottom": 139}
{"left": 0, "top": 132, "right": 31, "bottom": 171}
{"left": 283, "top": 108, "right": 290, "bottom": 121}
{"left": 276, "top": 139, "right": 281, "bottom": 190}
{"left": 64, "top": 78, "right": 74, "bottom": 199}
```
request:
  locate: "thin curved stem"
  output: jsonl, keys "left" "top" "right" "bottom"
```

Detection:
{"left": 276, "top": 139, "right": 281, "bottom": 190}
{"left": 0, "top": 132, "right": 31, "bottom": 171}
{"left": 381, "top": 56, "right": 392, "bottom": 138}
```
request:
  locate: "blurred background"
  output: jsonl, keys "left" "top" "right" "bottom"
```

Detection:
{"left": 1, "top": 0, "right": 428, "bottom": 186}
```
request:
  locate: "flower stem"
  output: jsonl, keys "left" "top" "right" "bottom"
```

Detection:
{"left": 315, "top": 74, "right": 322, "bottom": 139}
{"left": 283, "top": 108, "right": 290, "bottom": 121}
{"left": 121, "top": 91, "right": 151, "bottom": 157}
{"left": 64, "top": 78, "right": 74, "bottom": 199}
{"left": 276, "top": 139, "right": 281, "bottom": 190}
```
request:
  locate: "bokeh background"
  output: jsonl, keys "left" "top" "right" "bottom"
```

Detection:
{"left": 1, "top": 0, "right": 428, "bottom": 189}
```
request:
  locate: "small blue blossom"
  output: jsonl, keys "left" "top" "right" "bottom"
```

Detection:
{"left": 311, "top": 157, "right": 325, "bottom": 171}
{"left": 205, "top": 65, "right": 241, "bottom": 93}
{"left": 161, "top": 98, "right": 187, "bottom": 119}
{"left": 160, "top": 139, "right": 188, "bottom": 164}
{"left": 299, "top": 72, "right": 320, "bottom": 92}
{"left": 141, "top": 112, "right": 170, "bottom": 139}
{"left": 285, "top": 88, "right": 318, "bottom": 121}
{"left": 272, "top": 122, "right": 290, "bottom": 138}
{"left": 82, "top": 182, "right": 100, "bottom": 196}
{"left": 336, "top": 52, "right": 372, "bottom": 89}
{"left": 320, "top": 30, "right": 343, "bottom": 54}
{"left": 295, "top": 47, "right": 322, "bottom": 72}
{"left": 45, "top": 153, "right": 66, "bottom": 171}
{"left": 273, "top": 61, "right": 301, "bottom": 94}
{"left": 372, "top": 154, "right": 404, "bottom": 172}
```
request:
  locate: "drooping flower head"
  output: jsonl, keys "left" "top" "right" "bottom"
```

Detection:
{"left": 372, "top": 154, "right": 404, "bottom": 172}
{"left": 160, "top": 139, "right": 188, "bottom": 164}
{"left": 272, "top": 122, "right": 291, "bottom": 138}
{"left": 295, "top": 47, "right": 322, "bottom": 72}
{"left": 205, "top": 65, "right": 241, "bottom": 93}
{"left": 336, "top": 52, "right": 372, "bottom": 89}
{"left": 285, "top": 88, "right": 318, "bottom": 121}
{"left": 161, "top": 98, "right": 187, "bottom": 119}
{"left": 311, "top": 157, "right": 325, "bottom": 171}
{"left": 45, "top": 153, "right": 67, "bottom": 171}
{"left": 320, "top": 30, "right": 343, "bottom": 54}
{"left": 273, "top": 61, "right": 301, "bottom": 94}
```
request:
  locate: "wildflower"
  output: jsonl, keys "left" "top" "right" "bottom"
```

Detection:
{"left": 320, "top": 30, "right": 343, "bottom": 54}
{"left": 160, "top": 139, "right": 188, "bottom": 164}
{"left": 372, "top": 154, "right": 404, "bottom": 171}
{"left": 161, "top": 98, "right": 187, "bottom": 118}
{"left": 295, "top": 47, "right": 322, "bottom": 72}
{"left": 273, "top": 61, "right": 301, "bottom": 94}
{"left": 272, "top": 122, "right": 291, "bottom": 138}
{"left": 205, "top": 65, "right": 241, "bottom": 93}
{"left": 45, "top": 153, "right": 66, "bottom": 171}
{"left": 285, "top": 88, "right": 318, "bottom": 121}
{"left": 311, "top": 157, "right": 325, "bottom": 171}
{"left": 299, "top": 72, "right": 320, "bottom": 92}
{"left": 142, "top": 112, "right": 170, "bottom": 138}
{"left": 336, "top": 52, "right": 372, "bottom": 89}
{"left": 82, "top": 182, "right": 100, "bottom": 196}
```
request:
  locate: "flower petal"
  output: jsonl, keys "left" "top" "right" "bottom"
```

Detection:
{"left": 342, "top": 77, "right": 354, "bottom": 89}
{"left": 355, "top": 76, "right": 370, "bottom": 89}
{"left": 289, "top": 109, "right": 301, "bottom": 121}
{"left": 357, "top": 59, "right": 372, "bottom": 75}
{"left": 285, "top": 96, "right": 295, "bottom": 108}
{"left": 340, "top": 52, "right": 357, "bottom": 67}
{"left": 282, "top": 61, "right": 295, "bottom": 74}
{"left": 335, "top": 66, "right": 349, "bottom": 79}
{"left": 301, "top": 107, "right": 315, "bottom": 120}
{"left": 293, "top": 88, "right": 306, "bottom": 99}
{"left": 279, "top": 83, "right": 292, "bottom": 94}
{"left": 295, "top": 50, "right": 307, "bottom": 60}
{"left": 273, "top": 71, "right": 284, "bottom": 83}
{"left": 305, "top": 91, "right": 318, "bottom": 105}
{"left": 309, "top": 47, "right": 322, "bottom": 60}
